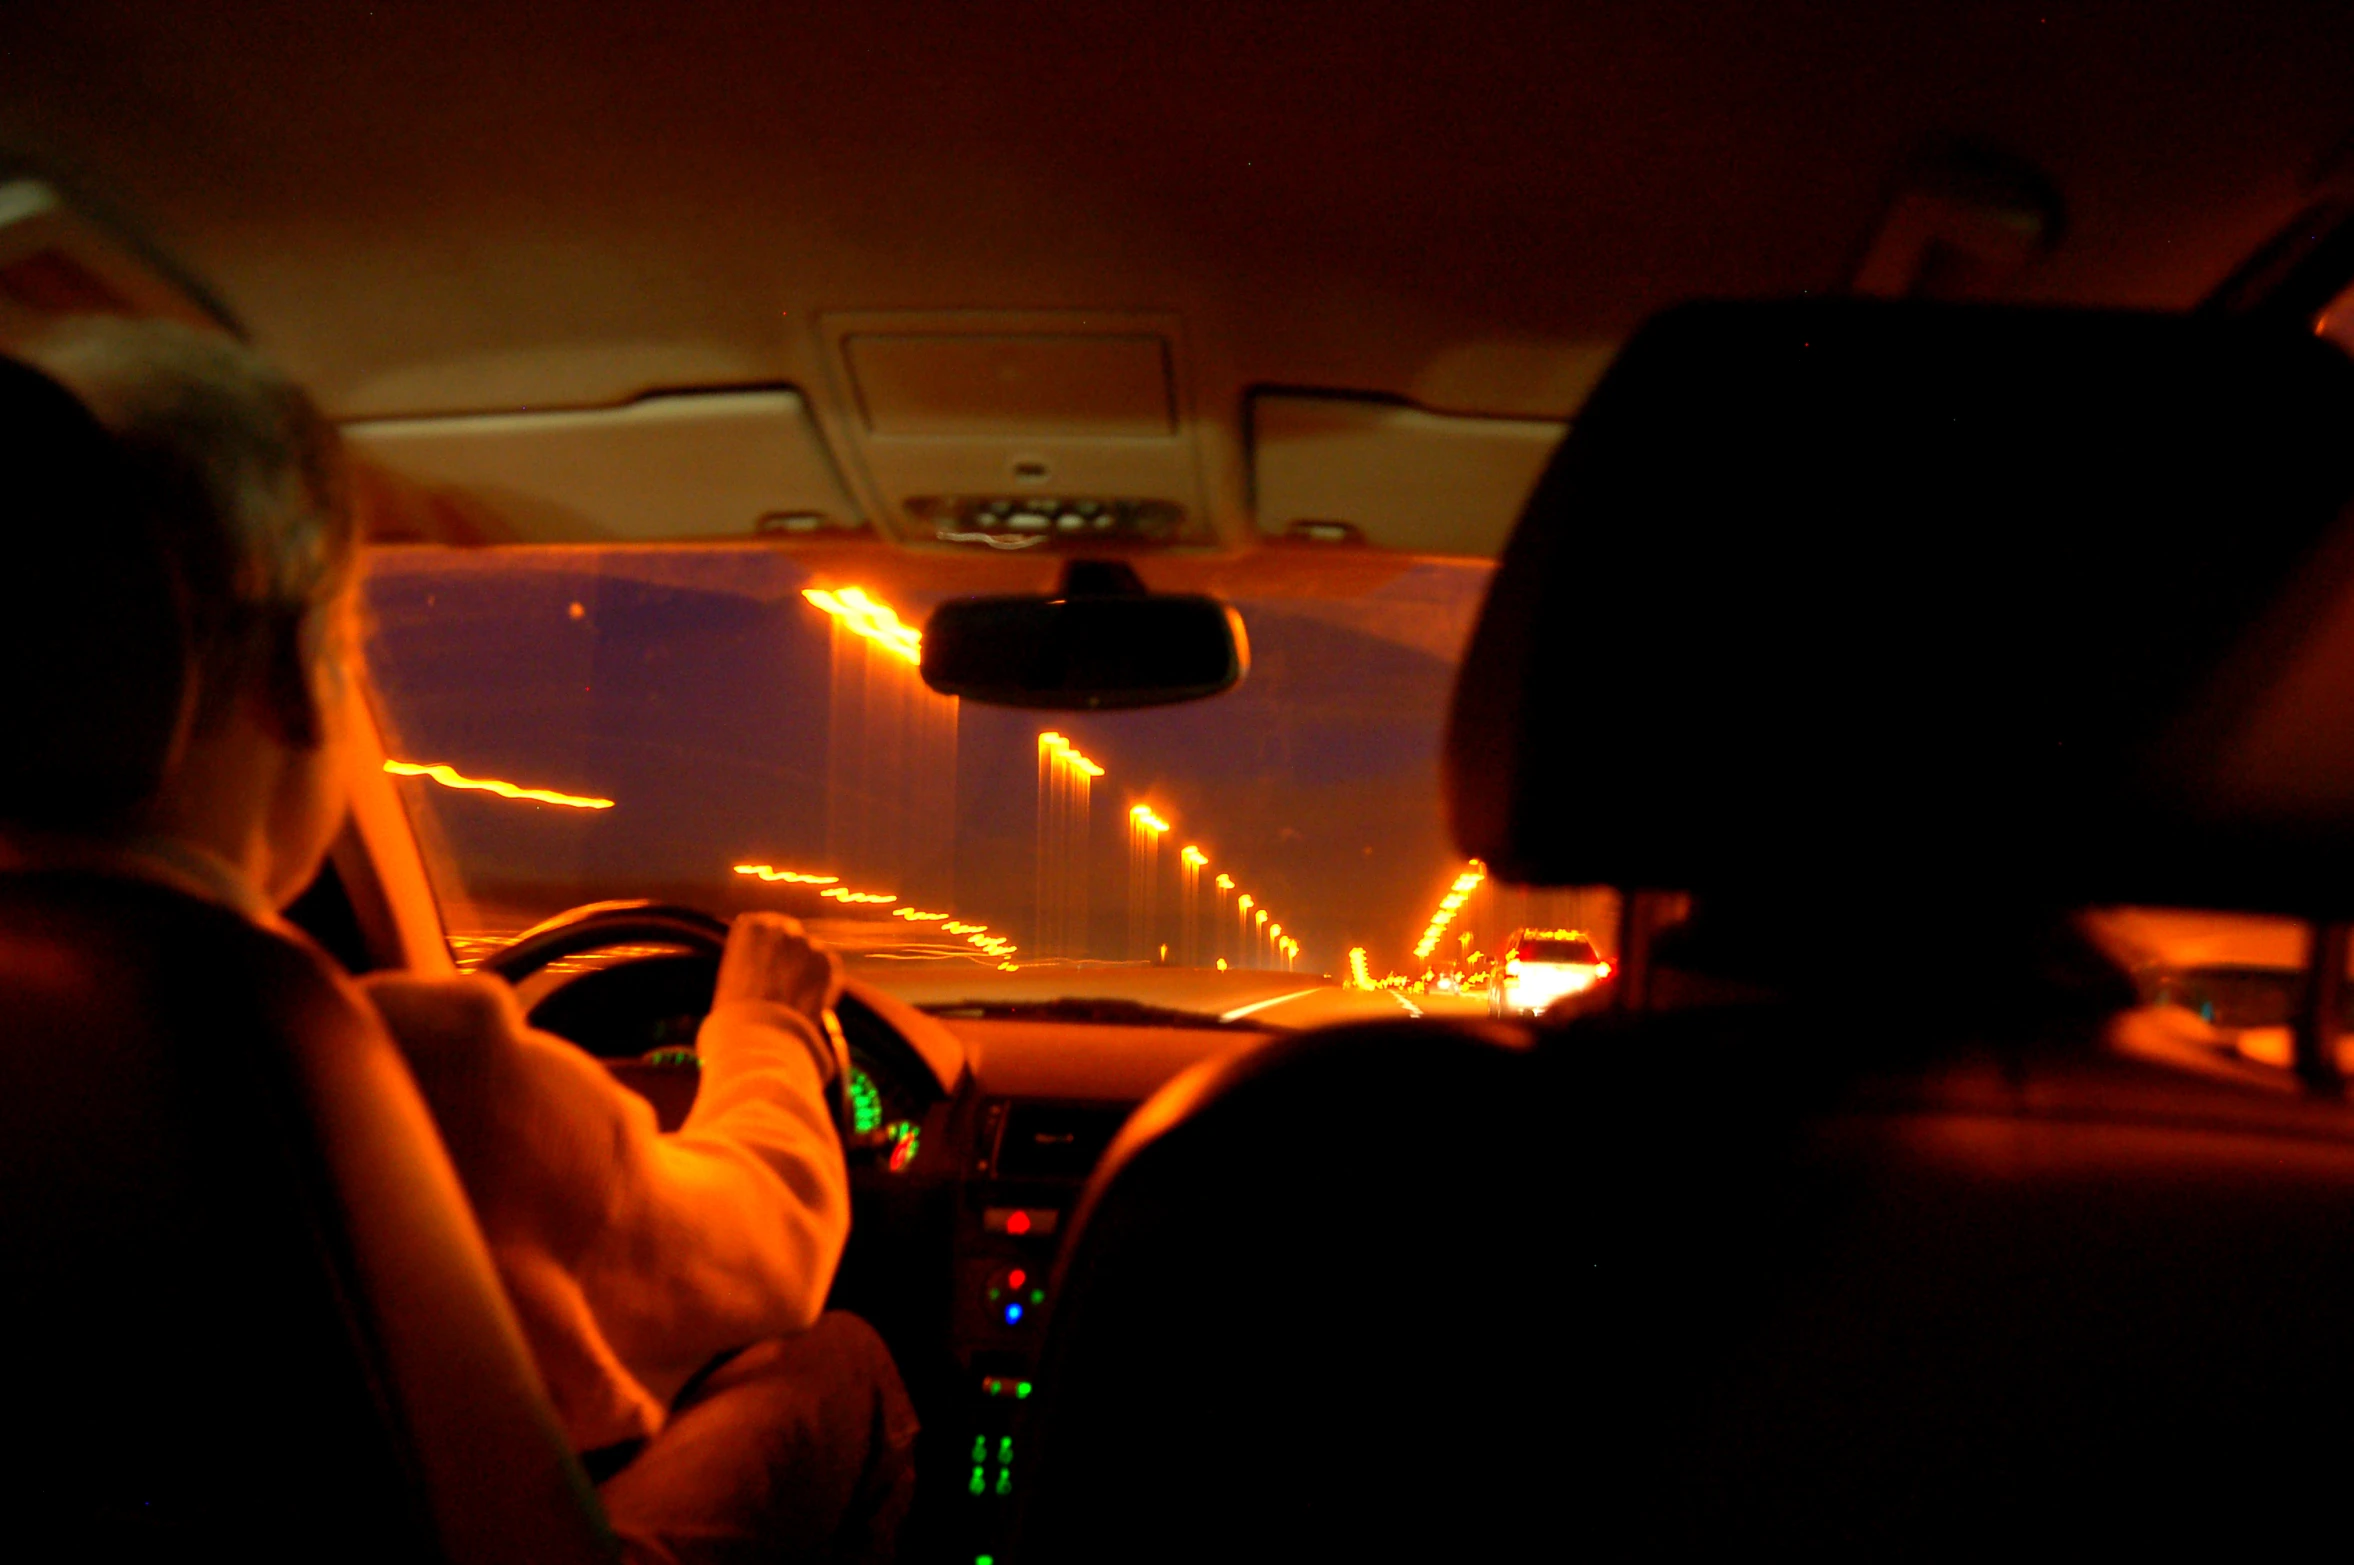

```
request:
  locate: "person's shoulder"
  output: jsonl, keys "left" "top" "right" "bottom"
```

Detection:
{"left": 360, "top": 969, "right": 529, "bottom": 1060}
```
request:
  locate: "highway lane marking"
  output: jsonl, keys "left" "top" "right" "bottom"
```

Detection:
{"left": 1385, "top": 990, "right": 1424, "bottom": 1019}
{"left": 1219, "top": 987, "right": 1328, "bottom": 1022}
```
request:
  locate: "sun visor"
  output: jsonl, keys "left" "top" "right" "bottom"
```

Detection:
{"left": 0, "top": 179, "right": 232, "bottom": 342}
{"left": 1251, "top": 393, "right": 1564, "bottom": 555}
{"left": 821, "top": 312, "right": 1216, "bottom": 552}
{"left": 343, "top": 390, "right": 863, "bottom": 543}
{"left": 1447, "top": 299, "right": 2354, "bottom": 916}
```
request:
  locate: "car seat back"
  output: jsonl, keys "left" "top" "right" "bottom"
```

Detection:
{"left": 1448, "top": 300, "right": 2354, "bottom": 913}
{"left": 1017, "top": 1021, "right": 1566, "bottom": 1563}
{"left": 0, "top": 871, "right": 614, "bottom": 1563}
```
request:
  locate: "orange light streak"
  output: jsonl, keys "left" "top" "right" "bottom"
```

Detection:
{"left": 733, "top": 863, "right": 841, "bottom": 885}
{"left": 820, "top": 887, "right": 897, "bottom": 904}
{"left": 944, "top": 921, "right": 988, "bottom": 935}
{"left": 1414, "top": 859, "right": 1487, "bottom": 962}
{"left": 1129, "top": 804, "right": 1171, "bottom": 835}
{"left": 802, "top": 586, "right": 923, "bottom": 664}
{"left": 1039, "top": 731, "right": 1105, "bottom": 776}
{"left": 385, "top": 759, "right": 614, "bottom": 810}
{"left": 1181, "top": 845, "right": 1209, "bottom": 868}
{"left": 893, "top": 908, "right": 951, "bottom": 922}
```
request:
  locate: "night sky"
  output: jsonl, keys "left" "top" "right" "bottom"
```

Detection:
{"left": 362, "top": 544, "right": 1491, "bottom": 976}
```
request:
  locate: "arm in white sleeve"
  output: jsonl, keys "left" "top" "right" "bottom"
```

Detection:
{"left": 364, "top": 974, "right": 850, "bottom": 1411}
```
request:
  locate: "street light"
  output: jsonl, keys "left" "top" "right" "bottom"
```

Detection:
{"left": 1213, "top": 873, "right": 1234, "bottom": 966}
{"left": 1413, "top": 860, "right": 1487, "bottom": 964}
{"left": 1179, "top": 846, "right": 1208, "bottom": 967}
{"left": 1129, "top": 804, "right": 1169, "bottom": 960}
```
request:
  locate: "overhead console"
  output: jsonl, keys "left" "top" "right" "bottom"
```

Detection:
{"left": 344, "top": 389, "right": 866, "bottom": 544}
{"left": 820, "top": 311, "right": 1219, "bottom": 553}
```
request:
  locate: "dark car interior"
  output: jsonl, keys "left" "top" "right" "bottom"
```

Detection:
{"left": 13, "top": 6, "right": 2354, "bottom": 1562}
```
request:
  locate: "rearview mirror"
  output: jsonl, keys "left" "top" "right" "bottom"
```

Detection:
{"left": 920, "top": 561, "right": 1248, "bottom": 709}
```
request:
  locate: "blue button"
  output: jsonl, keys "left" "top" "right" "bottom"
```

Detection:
{"left": 1004, "top": 1302, "right": 1025, "bottom": 1325}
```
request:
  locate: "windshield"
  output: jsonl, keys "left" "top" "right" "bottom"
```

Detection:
{"left": 361, "top": 542, "right": 1534, "bottom": 1013}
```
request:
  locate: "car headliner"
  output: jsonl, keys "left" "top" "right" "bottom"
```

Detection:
{"left": 1, "top": 1, "right": 2350, "bottom": 557}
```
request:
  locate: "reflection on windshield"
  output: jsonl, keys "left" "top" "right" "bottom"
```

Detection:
{"left": 363, "top": 543, "right": 1515, "bottom": 1006}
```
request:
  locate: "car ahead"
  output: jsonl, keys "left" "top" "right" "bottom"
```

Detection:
{"left": 1488, "top": 929, "right": 1611, "bottom": 1016}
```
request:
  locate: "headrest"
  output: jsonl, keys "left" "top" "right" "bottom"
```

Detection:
{"left": 1446, "top": 300, "right": 2354, "bottom": 915}
{"left": 0, "top": 355, "right": 191, "bottom": 829}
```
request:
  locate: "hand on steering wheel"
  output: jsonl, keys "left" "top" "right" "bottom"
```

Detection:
{"left": 714, "top": 911, "right": 851, "bottom": 1096}
{"left": 483, "top": 900, "right": 854, "bottom": 1136}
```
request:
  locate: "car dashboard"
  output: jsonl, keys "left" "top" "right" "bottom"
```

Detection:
{"left": 834, "top": 1012, "right": 1266, "bottom": 1562}
{"left": 512, "top": 946, "right": 1266, "bottom": 1561}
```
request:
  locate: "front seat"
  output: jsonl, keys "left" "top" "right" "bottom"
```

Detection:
{"left": 0, "top": 872, "right": 617, "bottom": 1562}
{"left": 1016, "top": 1021, "right": 1565, "bottom": 1564}
{"left": 1020, "top": 299, "right": 2354, "bottom": 1556}
{"left": 0, "top": 354, "right": 611, "bottom": 1561}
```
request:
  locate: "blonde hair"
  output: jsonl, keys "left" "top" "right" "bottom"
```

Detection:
{"left": 22, "top": 318, "right": 354, "bottom": 741}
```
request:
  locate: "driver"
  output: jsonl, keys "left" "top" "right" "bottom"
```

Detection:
{"left": 2, "top": 318, "right": 916, "bottom": 1564}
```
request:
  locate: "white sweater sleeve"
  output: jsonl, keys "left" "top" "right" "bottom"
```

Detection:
{"left": 569, "top": 997, "right": 851, "bottom": 1401}
{"left": 362, "top": 974, "right": 850, "bottom": 1414}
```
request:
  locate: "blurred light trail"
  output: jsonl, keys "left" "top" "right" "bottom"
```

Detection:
{"left": 893, "top": 908, "right": 950, "bottom": 922}
{"left": 1178, "top": 846, "right": 1208, "bottom": 967}
{"left": 1128, "top": 804, "right": 1169, "bottom": 960}
{"left": 801, "top": 586, "right": 921, "bottom": 664}
{"left": 1213, "top": 873, "right": 1234, "bottom": 968}
{"left": 945, "top": 921, "right": 988, "bottom": 935}
{"left": 1037, "top": 733, "right": 1100, "bottom": 958}
{"left": 1349, "top": 947, "right": 1374, "bottom": 988}
{"left": 1414, "top": 860, "right": 1487, "bottom": 963}
{"left": 733, "top": 864, "right": 841, "bottom": 885}
{"left": 385, "top": 759, "right": 614, "bottom": 810}
{"left": 820, "top": 887, "right": 897, "bottom": 904}
{"left": 1038, "top": 732, "right": 1104, "bottom": 776}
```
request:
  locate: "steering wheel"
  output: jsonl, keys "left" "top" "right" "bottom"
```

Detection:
{"left": 481, "top": 899, "right": 851, "bottom": 1135}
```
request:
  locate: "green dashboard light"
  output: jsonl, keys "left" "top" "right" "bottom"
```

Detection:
{"left": 847, "top": 1067, "right": 884, "bottom": 1136}
{"left": 998, "top": 1436, "right": 1014, "bottom": 1464}
{"left": 1029, "top": 1288, "right": 1045, "bottom": 1304}
{"left": 994, "top": 1468, "right": 1013, "bottom": 1496}
{"left": 1017, "top": 1380, "right": 1033, "bottom": 1399}
{"left": 968, "top": 1465, "right": 986, "bottom": 1496}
